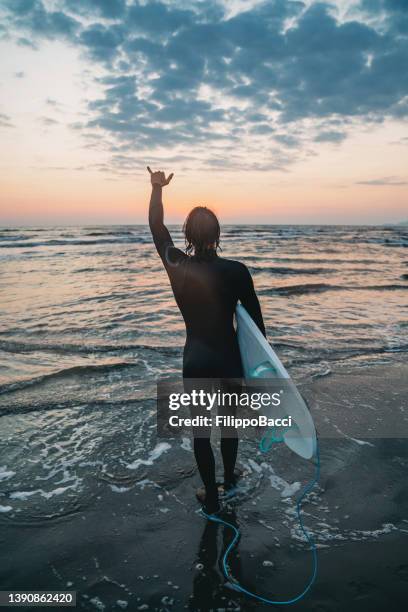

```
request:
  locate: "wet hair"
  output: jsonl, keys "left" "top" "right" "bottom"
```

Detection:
{"left": 183, "top": 206, "right": 220, "bottom": 260}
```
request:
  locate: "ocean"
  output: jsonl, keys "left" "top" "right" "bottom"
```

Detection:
{"left": 0, "top": 224, "right": 407, "bottom": 610}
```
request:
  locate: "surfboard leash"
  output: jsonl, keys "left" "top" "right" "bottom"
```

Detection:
{"left": 200, "top": 438, "right": 320, "bottom": 605}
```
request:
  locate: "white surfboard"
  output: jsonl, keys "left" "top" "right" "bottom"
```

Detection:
{"left": 236, "top": 303, "right": 316, "bottom": 460}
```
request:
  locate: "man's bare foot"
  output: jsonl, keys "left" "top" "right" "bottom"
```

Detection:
{"left": 196, "top": 487, "right": 220, "bottom": 515}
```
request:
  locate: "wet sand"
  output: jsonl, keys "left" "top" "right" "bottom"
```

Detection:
{"left": 1, "top": 494, "right": 407, "bottom": 611}
{"left": 1, "top": 362, "right": 407, "bottom": 611}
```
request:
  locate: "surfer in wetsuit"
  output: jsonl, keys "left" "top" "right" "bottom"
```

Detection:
{"left": 148, "top": 167, "right": 265, "bottom": 513}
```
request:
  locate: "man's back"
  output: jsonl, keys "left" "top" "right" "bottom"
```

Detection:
{"left": 165, "top": 251, "right": 264, "bottom": 347}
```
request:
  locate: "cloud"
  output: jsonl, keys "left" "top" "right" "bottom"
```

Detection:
{"left": 314, "top": 130, "right": 347, "bottom": 143}
{"left": 0, "top": 112, "right": 14, "bottom": 128}
{"left": 126, "top": 2, "right": 194, "bottom": 35}
{"left": 38, "top": 116, "right": 59, "bottom": 126}
{"left": 4, "top": 1, "right": 79, "bottom": 40}
{"left": 62, "top": 0, "right": 126, "bottom": 20}
{"left": 79, "top": 23, "right": 124, "bottom": 61}
{"left": 356, "top": 176, "right": 408, "bottom": 186}
{"left": 1, "top": 0, "right": 408, "bottom": 172}
{"left": 16, "top": 36, "right": 38, "bottom": 49}
{"left": 274, "top": 134, "right": 301, "bottom": 147}
{"left": 45, "top": 98, "right": 59, "bottom": 107}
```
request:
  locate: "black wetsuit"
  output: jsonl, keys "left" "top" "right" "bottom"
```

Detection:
{"left": 149, "top": 192, "right": 265, "bottom": 511}
{"left": 149, "top": 214, "right": 265, "bottom": 377}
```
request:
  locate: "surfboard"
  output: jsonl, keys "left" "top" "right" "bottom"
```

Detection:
{"left": 235, "top": 303, "right": 317, "bottom": 460}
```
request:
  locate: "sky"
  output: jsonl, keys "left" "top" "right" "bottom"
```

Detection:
{"left": 0, "top": 0, "right": 407, "bottom": 225}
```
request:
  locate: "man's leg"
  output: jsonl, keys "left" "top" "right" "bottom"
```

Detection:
{"left": 221, "top": 436, "right": 238, "bottom": 489}
{"left": 193, "top": 437, "right": 219, "bottom": 513}
{"left": 219, "top": 378, "right": 240, "bottom": 490}
{"left": 186, "top": 377, "right": 220, "bottom": 513}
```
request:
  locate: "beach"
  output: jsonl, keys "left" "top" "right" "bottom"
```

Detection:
{"left": 0, "top": 225, "right": 407, "bottom": 610}
{"left": 1, "top": 362, "right": 407, "bottom": 610}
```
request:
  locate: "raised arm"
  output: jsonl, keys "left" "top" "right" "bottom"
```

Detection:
{"left": 147, "top": 167, "right": 174, "bottom": 260}
{"left": 239, "top": 264, "right": 266, "bottom": 337}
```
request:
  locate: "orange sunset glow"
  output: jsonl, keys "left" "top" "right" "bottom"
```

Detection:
{"left": 0, "top": 0, "right": 407, "bottom": 225}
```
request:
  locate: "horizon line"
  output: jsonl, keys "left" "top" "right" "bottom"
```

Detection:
{"left": 0, "top": 222, "right": 406, "bottom": 229}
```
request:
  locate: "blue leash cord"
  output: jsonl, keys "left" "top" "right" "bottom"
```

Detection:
{"left": 201, "top": 440, "right": 320, "bottom": 605}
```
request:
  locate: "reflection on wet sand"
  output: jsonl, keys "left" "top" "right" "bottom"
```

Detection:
{"left": 190, "top": 510, "right": 253, "bottom": 611}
